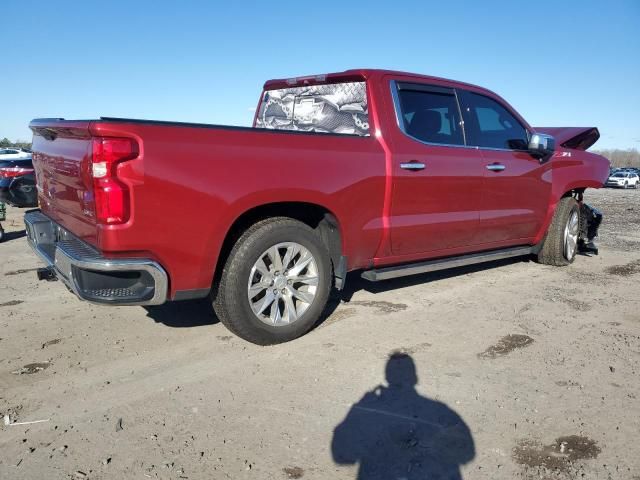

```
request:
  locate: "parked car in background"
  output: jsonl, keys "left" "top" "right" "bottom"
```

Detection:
{"left": 0, "top": 148, "right": 32, "bottom": 160}
{"left": 605, "top": 171, "right": 639, "bottom": 188}
{"left": 0, "top": 155, "right": 38, "bottom": 207}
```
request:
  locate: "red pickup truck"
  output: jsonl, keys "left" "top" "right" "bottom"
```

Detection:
{"left": 25, "top": 69, "right": 609, "bottom": 344}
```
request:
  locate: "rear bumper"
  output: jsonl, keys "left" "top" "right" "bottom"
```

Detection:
{"left": 24, "top": 210, "right": 168, "bottom": 305}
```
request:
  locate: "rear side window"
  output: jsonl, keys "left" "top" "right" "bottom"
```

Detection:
{"left": 395, "top": 85, "right": 464, "bottom": 146}
{"left": 255, "top": 81, "right": 369, "bottom": 136}
{"left": 461, "top": 92, "right": 528, "bottom": 150}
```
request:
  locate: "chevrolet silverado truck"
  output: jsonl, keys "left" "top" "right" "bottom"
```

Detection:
{"left": 25, "top": 69, "right": 609, "bottom": 344}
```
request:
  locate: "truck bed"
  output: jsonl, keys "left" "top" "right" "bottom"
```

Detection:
{"left": 29, "top": 117, "right": 386, "bottom": 297}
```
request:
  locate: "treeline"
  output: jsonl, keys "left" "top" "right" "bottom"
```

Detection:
{"left": 0, "top": 138, "right": 32, "bottom": 150}
{"left": 591, "top": 148, "right": 640, "bottom": 168}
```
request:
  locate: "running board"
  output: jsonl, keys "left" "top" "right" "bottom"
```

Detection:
{"left": 361, "top": 246, "right": 534, "bottom": 281}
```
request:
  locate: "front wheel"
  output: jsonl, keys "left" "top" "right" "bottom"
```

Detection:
{"left": 212, "top": 217, "right": 332, "bottom": 345}
{"left": 537, "top": 197, "right": 580, "bottom": 266}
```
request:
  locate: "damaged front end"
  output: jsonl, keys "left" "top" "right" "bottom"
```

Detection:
{"left": 578, "top": 202, "right": 602, "bottom": 255}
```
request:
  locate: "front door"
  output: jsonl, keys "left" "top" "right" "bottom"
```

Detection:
{"left": 388, "top": 82, "right": 484, "bottom": 256}
{"left": 458, "top": 90, "right": 552, "bottom": 243}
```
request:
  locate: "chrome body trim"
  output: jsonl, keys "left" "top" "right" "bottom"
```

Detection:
{"left": 24, "top": 210, "right": 168, "bottom": 306}
{"left": 400, "top": 162, "right": 426, "bottom": 170}
{"left": 486, "top": 164, "right": 506, "bottom": 171}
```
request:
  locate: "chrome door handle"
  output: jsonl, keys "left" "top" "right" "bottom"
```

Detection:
{"left": 486, "top": 163, "right": 506, "bottom": 172}
{"left": 400, "top": 162, "right": 426, "bottom": 171}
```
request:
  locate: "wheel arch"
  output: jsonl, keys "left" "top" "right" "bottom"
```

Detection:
{"left": 534, "top": 181, "right": 597, "bottom": 245}
{"left": 213, "top": 201, "right": 346, "bottom": 291}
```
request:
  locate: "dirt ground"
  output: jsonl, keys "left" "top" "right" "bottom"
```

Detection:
{"left": 1, "top": 188, "right": 639, "bottom": 480}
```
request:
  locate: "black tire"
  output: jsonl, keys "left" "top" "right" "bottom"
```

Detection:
{"left": 0, "top": 226, "right": 4, "bottom": 243}
{"left": 212, "top": 217, "right": 332, "bottom": 345}
{"left": 624, "top": 182, "right": 628, "bottom": 189}
{"left": 536, "top": 197, "right": 580, "bottom": 266}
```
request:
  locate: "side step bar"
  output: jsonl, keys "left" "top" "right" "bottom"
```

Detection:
{"left": 361, "top": 246, "right": 534, "bottom": 282}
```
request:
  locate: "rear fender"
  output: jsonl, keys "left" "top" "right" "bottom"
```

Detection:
{"left": 198, "top": 192, "right": 347, "bottom": 292}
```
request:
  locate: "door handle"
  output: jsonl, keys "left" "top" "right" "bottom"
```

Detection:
{"left": 486, "top": 163, "right": 506, "bottom": 172}
{"left": 400, "top": 161, "right": 426, "bottom": 171}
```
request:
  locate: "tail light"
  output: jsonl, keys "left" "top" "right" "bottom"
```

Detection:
{"left": 91, "top": 137, "right": 138, "bottom": 225}
{"left": 0, "top": 166, "right": 35, "bottom": 178}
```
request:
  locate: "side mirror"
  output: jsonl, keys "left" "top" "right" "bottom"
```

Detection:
{"left": 528, "top": 133, "right": 555, "bottom": 163}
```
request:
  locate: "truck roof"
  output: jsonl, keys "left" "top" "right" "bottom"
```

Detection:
{"left": 263, "top": 68, "right": 494, "bottom": 95}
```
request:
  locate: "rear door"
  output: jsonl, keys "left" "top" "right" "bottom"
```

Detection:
{"left": 458, "top": 90, "right": 551, "bottom": 243}
{"left": 388, "top": 81, "right": 484, "bottom": 256}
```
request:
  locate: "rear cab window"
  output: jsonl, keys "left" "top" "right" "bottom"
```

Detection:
{"left": 255, "top": 81, "right": 370, "bottom": 136}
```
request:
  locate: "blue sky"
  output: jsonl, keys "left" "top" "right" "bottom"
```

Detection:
{"left": 1, "top": 0, "right": 638, "bottom": 149}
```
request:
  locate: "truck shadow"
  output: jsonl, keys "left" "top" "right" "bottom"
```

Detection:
{"left": 144, "top": 298, "right": 219, "bottom": 328}
{"left": 144, "top": 257, "right": 528, "bottom": 329}
{"left": 0, "top": 229, "right": 27, "bottom": 242}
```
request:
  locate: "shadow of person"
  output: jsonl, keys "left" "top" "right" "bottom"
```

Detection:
{"left": 332, "top": 353, "right": 475, "bottom": 479}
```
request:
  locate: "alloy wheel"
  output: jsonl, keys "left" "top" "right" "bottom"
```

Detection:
{"left": 563, "top": 210, "right": 579, "bottom": 260}
{"left": 247, "top": 242, "right": 319, "bottom": 326}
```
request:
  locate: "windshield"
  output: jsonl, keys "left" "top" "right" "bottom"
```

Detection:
{"left": 612, "top": 173, "right": 626, "bottom": 177}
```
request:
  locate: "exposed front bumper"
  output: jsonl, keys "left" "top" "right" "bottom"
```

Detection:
{"left": 24, "top": 210, "right": 168, "bottom": 306}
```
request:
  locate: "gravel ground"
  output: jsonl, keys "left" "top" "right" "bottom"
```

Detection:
{"left": 0, "top": 187, "right": 639, "bottom": 480}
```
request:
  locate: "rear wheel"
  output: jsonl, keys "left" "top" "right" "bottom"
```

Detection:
{"left": 537, "top": 197, "right": 580, "bottom": 266}
{"left": 212, "top": 217, "right": 332, "bottom": 345}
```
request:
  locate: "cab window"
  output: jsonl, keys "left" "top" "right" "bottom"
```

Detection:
{"left": 395, "top": 84, "right": 464, "bottom": 146}
{"left": 461, "top": 92, "right": 528, "bottom": 150}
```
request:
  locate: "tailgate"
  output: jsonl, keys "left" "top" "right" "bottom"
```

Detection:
{"left": 30, "top": 120, "right": 97, "bottom": 244}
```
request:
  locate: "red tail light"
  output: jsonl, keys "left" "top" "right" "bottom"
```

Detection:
{"left": 91, "top": 137, "right": 138, "bottom": 225}
{"left": 0, "top": 166, "right": 35, "bottom": 178}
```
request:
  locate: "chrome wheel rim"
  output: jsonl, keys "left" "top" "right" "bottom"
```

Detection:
{"left": 247, "top": 242, "right": 319, "bottom": 326}
{"left": 563, "top": 210, "right": 579, "bottom": 260}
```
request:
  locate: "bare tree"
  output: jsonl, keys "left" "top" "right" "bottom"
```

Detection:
{"left": 591, "top": 148, "right": 640, "bottom": 168}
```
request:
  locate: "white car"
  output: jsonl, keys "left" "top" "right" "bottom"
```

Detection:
{"left": 0, "top": 148, "right": 32, "bottom": 160}
{"left": 606, "top": 171, "right": 639, "bottom": 189}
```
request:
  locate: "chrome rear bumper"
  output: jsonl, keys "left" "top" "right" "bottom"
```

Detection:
{"left": 24, "top": 210, "right": 168, "bottom": 305}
